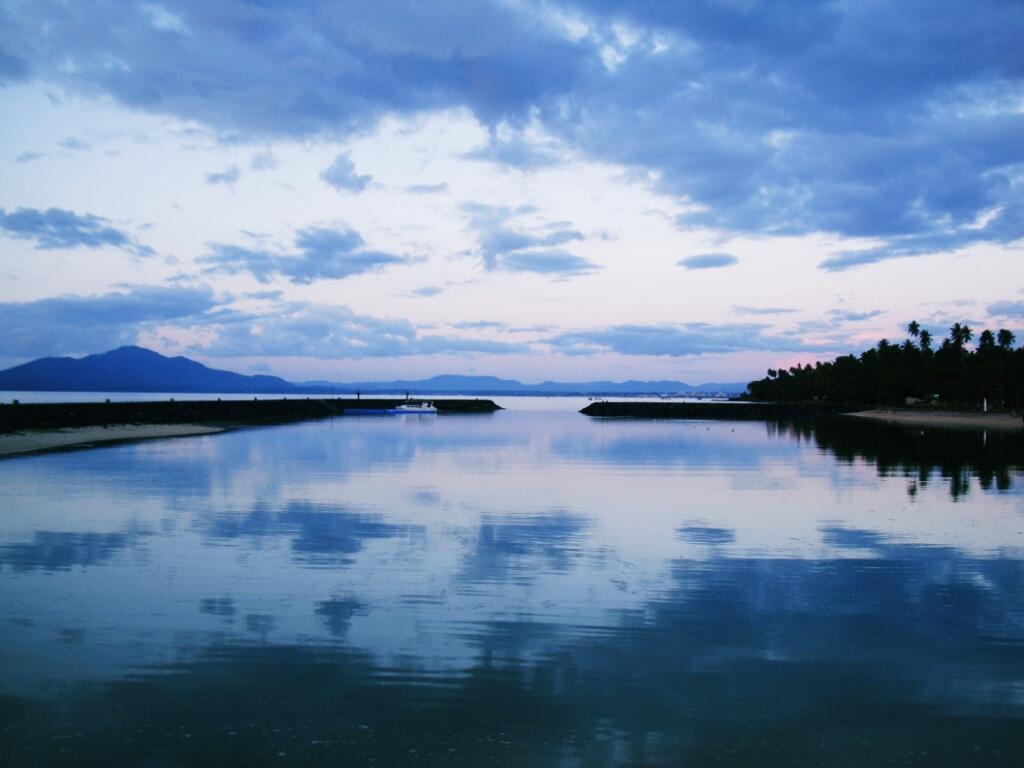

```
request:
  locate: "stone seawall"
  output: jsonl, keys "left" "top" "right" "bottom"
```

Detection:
{"left": 580, "top": 401, "right": 846, "bottom": 419}
{"left": 0, "top": 398, "right": 501, "bottom": 432}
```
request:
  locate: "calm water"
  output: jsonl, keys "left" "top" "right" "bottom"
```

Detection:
{"left": 1, "top": 402, "right": 1023, "bottom": 766}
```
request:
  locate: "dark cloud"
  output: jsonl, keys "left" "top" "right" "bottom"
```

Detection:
{"left": 59, "top": 137, "right": 90, "bottom": 151}
{"left": 451, "top": 320, "right": 508, "bottom": 330}
{"left": 205, "top": 165, "right": 240, "bottom": 185}
{"left": 462, "top": 203, "right": 597, "bottom": 277}
{"left": 558, "top": 2, "right": 1024, "bottom": 260}
{"left": 819, "top": 203, "right": 1024, "bottom": 271}
{"left": 461, "top": 135, "right": 563, "bottom": 169}
{"left": 792, "top": 308, "right": 883, "bottom": 337}
{"left": 548, "top": 322, "right": 812, "bottom": 357}
{"left": 2, "top": 2, "right": 590, "bottom": 136}
{"left": 245, "top": 289, "right": 284, "bottom": 300}
{"left": 202, "top": 225, "right": 412, "bottom": 284}
{"left": 249, "top": 150, "right": 278, "bottom": 171}
{"left": 819, "top": 249, "right": 905, "bottom": 272}
{"left": 987, "top": 300, "right": 1024, "bottom": 318}
{"left": 828, "top": 309, "right": 882, "bottom": 323}
{"left": 734, "top": 306, "right": 798, "bottom": 316}
{"left": 0, "top": 47, "right": 30, "bottom": 82}
{"left": 0, "top": 284, "right": 219, "bottom": 356}
{"left": 196, "top": 302, "right": 531, "bottom": 359}
{"left": 677, "top": 253, "right": 738, "bottom": 270}
{"left": 405, "top": 182, "right": 448, "bottom": 194}
{"left": 0, "top": 279, "right": 529, "bottom": 361}
{"left": 320, "top": 152, "right": 371, "bottom": 192}
{"left": 0, "top": 207, "right": 154, "bottom": 256}
{"left": 3, "top": 1, "right": 1020, "bottom": 261}
{"left": 501, "top": 249, "right": 598, "bottom": 276}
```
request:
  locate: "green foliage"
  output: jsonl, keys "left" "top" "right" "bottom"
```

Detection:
{"left": 747, "top": 323, "right": 1024, "bottom": 410}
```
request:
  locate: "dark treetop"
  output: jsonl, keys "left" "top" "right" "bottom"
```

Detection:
{"left": 747, "top": 324, "right": 1022, "bottom": 410}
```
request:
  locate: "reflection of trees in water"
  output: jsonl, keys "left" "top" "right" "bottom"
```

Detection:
{"left": 4, "top": 540, "right": 1023, "bottom": 766}
{"left": 768, "top": 418, "right": 1024, "bottom": 499}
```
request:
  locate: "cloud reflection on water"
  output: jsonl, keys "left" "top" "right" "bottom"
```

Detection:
{"left": 0, "top": 530, "right": 134, "bottom": 571}
{"left": 458, "top": 510, "right": 591, "bottom": 587}
{"left": 201, "top": 501, "right": 423, "bottom": 567}
{"left": 3, "top": 539, "right": 1023, "bottom": 766}
{"left": 1, "top": 409, "right": 1022, "bottom": 765}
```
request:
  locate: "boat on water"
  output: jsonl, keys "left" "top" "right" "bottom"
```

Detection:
{"left": 392, "top": 401, "right": 437, "bottom": 413}
{"left": 346, "top": 401, "right": 438, "bottom": 415}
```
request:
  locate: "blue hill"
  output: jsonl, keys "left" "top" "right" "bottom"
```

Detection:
{"left": 0, "top": 346, "right": 297, "bottom": 394}
{"left": 0, "top": 347, "right": 747, "bottom": 396}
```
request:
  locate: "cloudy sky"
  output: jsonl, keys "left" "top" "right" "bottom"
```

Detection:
{"left": 1, "top": 1, "right": 1021, "bottom": 384}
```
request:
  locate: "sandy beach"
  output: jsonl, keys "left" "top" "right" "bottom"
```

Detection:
{"left": 0, "top": 424, "right": 225, "bottom": 458}
{"left": 849, "top": 409, "right": 1023, "bottom": 430}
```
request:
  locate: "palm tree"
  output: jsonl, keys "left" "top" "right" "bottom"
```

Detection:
{"left": 949, "top": 322, "right": 973, "bottom": 348}
{"left": 907, "top": 321, "right": 920, "bottom": 338}
{"left": 997, "top": 329, "right": 1016, "bottom": 349}
{"left": 978, "top": 329, "right": 995, "bottom": 348}
{"left": 949, "top": 322, "right": 964, "bottom": 347}
{"left": 918, "top": 329, "right": 932, "bottom": 350}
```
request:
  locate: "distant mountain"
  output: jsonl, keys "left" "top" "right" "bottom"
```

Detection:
{"left": 342, "top": 374, "right": 529, "bottom": 393}
{"left": 340, "top": 375, "right": 746, "bottom": 396}
{"left": 0, "top": 347, "right": 748, "bottom": 396}
{"left": 0, "top": 346, "right": 297, "bottom": 394}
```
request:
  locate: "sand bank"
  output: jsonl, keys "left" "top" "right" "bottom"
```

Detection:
{"left": 849, "top": 409, "right": 1022, "bottom": 430}
{"left": 0, "top": 424, "right": 224, "bottom": 458}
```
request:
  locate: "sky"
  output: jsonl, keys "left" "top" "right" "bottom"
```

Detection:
{"left": 0, "top": 0, "right": 1022, "bottom": 385}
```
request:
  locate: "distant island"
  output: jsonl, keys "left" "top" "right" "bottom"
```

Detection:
{"left": 0, "top": 346, "right": 746, "bottom": 397}
{"left": 747, "top": 322, "right": 1022, "bottom": 411}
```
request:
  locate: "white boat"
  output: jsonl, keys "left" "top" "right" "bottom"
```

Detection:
{"left": 344, "top": 400, "right": 439, "bottom": 415}
{"left": 391, "top": 401, "right": 437, "bottom": 414}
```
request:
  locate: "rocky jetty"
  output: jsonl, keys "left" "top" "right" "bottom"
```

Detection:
{"left": 580, "top": 401, "right": 846, "bottom": 420}
{"left": 0, "top": 398, "right": 501, "bottom": 432}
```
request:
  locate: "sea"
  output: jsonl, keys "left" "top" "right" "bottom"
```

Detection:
{"left": 1, "top": 394, "right": 1022, "bottom": 766}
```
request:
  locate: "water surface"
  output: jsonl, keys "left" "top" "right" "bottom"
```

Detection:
{"left": 2, "top": 403, "right": 1022, "bottom": 765}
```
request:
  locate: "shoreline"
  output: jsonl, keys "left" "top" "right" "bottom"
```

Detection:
{"left": 0, "top": 424, "right": 225, "bottom": 458}
{"left": 848, "top": 409, "right": 1023, "bottom": 430}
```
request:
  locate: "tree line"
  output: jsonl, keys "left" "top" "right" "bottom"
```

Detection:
{"left": 747, "top": 322, "right": 1023, "bottom": 410}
